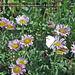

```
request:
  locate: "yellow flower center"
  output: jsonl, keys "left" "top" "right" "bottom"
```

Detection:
{"left": 11, "top": 43, "right": 19, "bottom": 48}
{"left": 19, "top": 60, "right": 25, "bottom": 64}
{"left": 54, "top": 41, "right": 61, "bottom": 46}
{"left": 56, "top": 49, "right": 63, "bottom": 54}
{"left": 19, "top": 19, "right": 25, "bottom": 23}
{"left": 7, "top": 24, "right": 12, "bottom": 29}
{"left": 24, "top": 38, "right": 31, "bottom": 44}
{"left": 13, "top": 66, "right": 21, "bottom": 73}
{"left": 59, "top": 29, "right": 66, "bottom": 34}
{"left": 0, "top": 21, "right": 6, "bottom": 26}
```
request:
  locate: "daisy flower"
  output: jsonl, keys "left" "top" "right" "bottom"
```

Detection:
{"left": 56, "top": 46, "right": 69, "bottom": 55}
{"left": 71, "top": 41, "right": 75, "bottom": 54}
{"left": 16, "top": 58, "right": 28, "bottom": 65}
{"left": 51, "top": 36, "right": 66, "bottom": 50}
{"left": 21, "top": 34, "right": 34, "bottom": 47}
{"left": 0, "top": 17, "right": 8, "bottom": 27}
{"left": 46, "top": 35, "right": 55, "bottom": 48}
{"left": 15, "top": 15, "right": 29, "bottom": 26}
{"left": 9, "top": 63, "right": 26, "bottom": 75}
{"left": 5, "top": 21, "right": 15, "bottom": 30}
{"left": 47, "top": 20, "right": 55, "bottom": 28}
{"left": 54, "top": 24, "right": 70, "bottom": 36}
{"left": 8, "top": 39, "right": 21, "bottom": 51}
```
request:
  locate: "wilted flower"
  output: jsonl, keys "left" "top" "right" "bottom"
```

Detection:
{"left": 0, "top": 17, "right": 8, "bottom": 27}
{"left": 21, "top": 34, "right": 34, "bottom": 47}
{"left": 47, "top": 20, "right": 55, "bottom": 28}
{"left": 9, "top": 64, "right": 26, "bottom": 75}
{"left": 42, "top": 53, "right": 46, "bottom": 58}
{"left": 51, "top": 36, "right": 66, "bottom": 49}
{"left": 8, "top": 39, "right": 21, "bottom": 51}
{"left": 15, "top": 15, "right": 29, "bottom": 26}
{"left": 56, "top": 46, "right": 69, "bottom": 55}
{"left": 54, "top": 24, "right": 70, "bottom": 36}
{"left": 5, "top": 21, "right": 15, "bottom": 30}
{"left": 46, "top": 35, "right": 55, "bottom": 48}
{"left": 16, "top": 58, "right": 28, "bottom": 65}
{"left": 71, "top": 41, "right": 75, "bottom": 54}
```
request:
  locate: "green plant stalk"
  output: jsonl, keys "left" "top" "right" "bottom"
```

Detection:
{"left": 53, "top": 53, "right": 57, "bottom": 74}
{"left": 24, "top": 47, "right": 28, "bottom": 58}
{"left": 8, "top": 0, "right": 14, "bottom": 3}
{"left": 22, "top": 25, "right": 24, "bottom": 35}
{"left": 34, "top": 0, "right": 37, "bottom": 17}
{"left": 3, "top": 0, "right": 5, "bottom": 11}
{"left": 42, "top": 8, "right": 46, "bottom": 23}
{"left": 54, "top": 53, "right": 57, "bottom": 63}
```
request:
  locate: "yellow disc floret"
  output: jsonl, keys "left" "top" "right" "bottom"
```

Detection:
{"left": 0, "top": 21, "right": 6, "bottom": 26}
{"left": 54, "top": 41, "right": 61, "bottom": 46}
{"left": 56, "top": 49, "right": 63, "bottom": 54}
{"left": 59, "top": 29, "right": 66, "bottom": 34}
{"left": 20, "top": 19, "right": 25, "bottom": 23}
{"left": 24, "top": 38, "right": 31, "bottom": 44}
{"left": 7, "top": 24, "right": 12, "bottom": 29}
{"left": 11, "top": 43, "right": 19, "bottom": 48}
{"left": 13, "top": 66, "right": 21, "bottom": 73}
{"left": 19, "top": 60, "right": 25, "bottom": 64}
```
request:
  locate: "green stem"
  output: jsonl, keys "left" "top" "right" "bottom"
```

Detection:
{"left": 24, "top": 47, "right": 28, "bottom": 58}
{"left": 42, "top": 8, "right": 46, "bottom": 23}
{"left": 22, "top": 25, "right": 24, "bottom": 35}
{"left": 54, "top": 53, "right": 57, "bottom": 63}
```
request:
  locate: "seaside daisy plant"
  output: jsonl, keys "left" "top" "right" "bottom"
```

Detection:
{"left": 71, "top": 41, "right": 75, "bottom": 54}
{"left": 9, "top": 64, "right": 26, "bottom": 75}
{"left": 54, "top": 24, "right": 70, "bottom": 36}
{"left": 8, "top": 39, "right": 21, "bottom": 51}
{"left": 5, "top": 21, "right": 15, "bottom": 30}
{"left": 15, "top": 15, "right": 29, "bottom": 26}
{"left": 16, "top": 58, "right": 28, "bottom": 65}
{"left": 21, "top": 34, "right": 34, "bottom": 47}
{"left": 0, "top": 17, "right": 8, "bottom": 27}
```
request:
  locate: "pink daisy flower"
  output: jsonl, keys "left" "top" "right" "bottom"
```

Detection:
{"left": 21, "top": 34, "right": 34, "bottom": 47}
{"left": 51, "top": 36, "right": 66, "bottom": 50}
{"left": 5, "top": 21, "right": 15, "bottom": 30}
{"left": 8, "top": 39, "right": 21, "bottom": 51}
{"left": 56, "top": 46, "right": 69, "bottom": 55}
{"left": 0, "top": 17, "right": 8, "bottom": 27}
{"left": 71, "top": 41, "right": 75, "bottom": 54}
{"left": 15, "top": 15, "right": 29, "bottom": 26}
{"left": 16, "top": 58, "right": 28, "bottom": 65}
{"left": 9, "top": 63, "right": 26, "bottom": 75}
{"left": 54, "top": 24, "right": 70, "bottom": 36}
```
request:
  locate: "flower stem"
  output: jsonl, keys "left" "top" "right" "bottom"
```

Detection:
{"left": 22, "top": 25, "right": 24, "bottom": 35}
{"left": 24, "top": 47, "right": 28, "bottom": 58}
{"left": 54, "top": 53, "right": 57, "bottom": 62}
{"left": 62, "top": 56, "right": 70, "bottom": 61}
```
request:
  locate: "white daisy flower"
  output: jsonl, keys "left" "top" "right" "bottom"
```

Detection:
{"left": 21, "top": 34, "right": 34, "bottom": 47}
{"left": 54, "top": 24, "right": 70, "bottom": 36}
{"left": 71, "top": 41, "right": 75, "bottom": 54}
{"left": 15, "top": 15, "right": 29, "bottom": 26}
